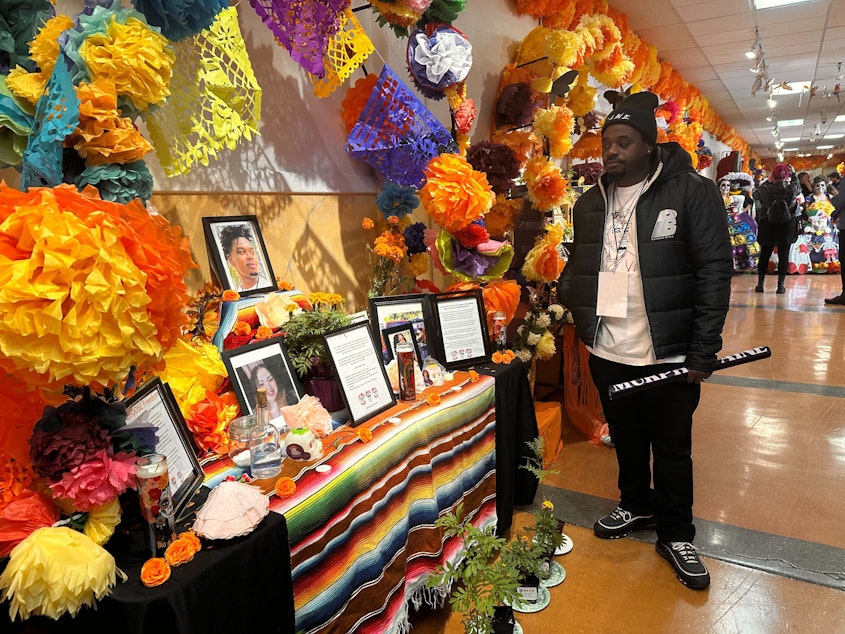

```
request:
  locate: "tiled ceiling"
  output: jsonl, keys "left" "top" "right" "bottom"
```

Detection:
{"left": 607, "top": 0, "right": 845, "bottom": 160}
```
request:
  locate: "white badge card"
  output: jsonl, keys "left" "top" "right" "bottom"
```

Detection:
{"left": 597, "top": 271, "right": 628, "bottom": 318}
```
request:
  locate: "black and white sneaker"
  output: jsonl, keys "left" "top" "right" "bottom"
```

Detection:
{"left": 593, "top": 506, "right": 656, "bottom": 539}
{"left": 656, "top": 540, "right": 710, "bottom": 590}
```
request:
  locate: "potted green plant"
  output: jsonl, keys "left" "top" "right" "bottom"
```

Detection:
{"left": 500, "top": 532, "right": 549, "bottom": 608}
{"left": 520, "top": 438, "right": 566, "bottom": 559}
{"left": 426, "top": 503, "right": 521, "bottom": 634}
{"left": 282, "top": 301, "right": 350, "bottom": 411}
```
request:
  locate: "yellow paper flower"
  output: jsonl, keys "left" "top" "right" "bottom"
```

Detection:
{"left": 420, "top": 153, "right": 495, "bottom": 234}
{"left": 535, "top": 330, "right": 557, "bottom": 360}
{"left": 408, "top": 252, "right": 429, "bottom": 278}
{"left": 5, "top": 15, "right": 75, "bottom": 105}
{"left": 158, "top": 339, "right": 228, "bottom": 418}
{"left": 84, "top": 498, "right": 122, "bottom": 546}
{"left": 0, "top": 526, "right": 119, "bottom": 620}
{"left": 0, "top": 187, "right": 159, "bottom": 391}
{"left": 533, "top": 105, "right": 575, "bottom": 158}
{"left": 80, "top": 16, "right": 175, "bottom": 113}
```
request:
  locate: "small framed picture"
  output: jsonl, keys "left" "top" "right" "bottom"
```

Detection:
{"left": 430, "top": 289, "right": 491, "bottom": 370}
{"left": 323, "top": 321, "right": 397, "bottom": 427}
{"left": 124, "top": 377, "right": 205, "bottom": 519}
{"left": 381, "top": 323, "right": 422, "bottom": 367}
{"left": 202, "top": 215, "right": 277, "bottom": 296}
{"left": 368, "top": 294, "right": 433, "bottom": 364}
{"left": 221, "top": 338, "right": 303, "bottom": 429}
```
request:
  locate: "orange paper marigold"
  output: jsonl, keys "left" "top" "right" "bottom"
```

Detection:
{"left": 221, "top": 290, "right": 240, "bottom": 302}
{"left": 164, "top": 538, "right": 196, "bottom": 566}
{"left": 357, "top": 428, "right": 373, "bottom": 443}
{"left": 177, "top": 531, "right": 202, "bottom": 555}
{"left": 274, "top": 477, "right": 297, "bottom": 498}
{"left": 426, "top": 392, "right": 441, "bottom": 406}
{"left": 523, "top": 155, "right": 569, "bottom": 211}
{"left": 420, "top": 153, "right": 495, "bottom": 234}
{"left": 140, "top": 558, "right": 171, "bottom": 587}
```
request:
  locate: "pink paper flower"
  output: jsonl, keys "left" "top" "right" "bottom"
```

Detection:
{"left": 49, "top": 450, "right": 137, "bottom": 512}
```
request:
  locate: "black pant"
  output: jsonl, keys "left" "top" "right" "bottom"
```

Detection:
{"left": 589, "top": 355, "right": 701, "bottom": 543}
{"left": 756, "top": 218, "right": 793, "bottom": 285}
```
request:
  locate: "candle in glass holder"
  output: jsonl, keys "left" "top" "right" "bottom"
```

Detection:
{"left": 135, "top": 453, "right": 176, "bottom": 557}
{"left": 396, "top": 342, "right": 416, "bottom": 402}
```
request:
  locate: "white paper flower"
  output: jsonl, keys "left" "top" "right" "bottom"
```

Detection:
{"left": 413, "top": 31, "right": 472, "bottom": 84}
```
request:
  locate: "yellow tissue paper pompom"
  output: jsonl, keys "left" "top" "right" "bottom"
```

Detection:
{"left": 535, "top": 330, "right": 557, "bottom": 360}
{"left": 84, "top": 498, "right": 122, "bottom": 546}
{"left": 0, "top": 526, "right": 121, "bottom": 620}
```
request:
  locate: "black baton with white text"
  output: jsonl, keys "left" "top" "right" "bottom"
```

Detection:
{"left": 607, "top": 346, "right": 772, "bottom": 400}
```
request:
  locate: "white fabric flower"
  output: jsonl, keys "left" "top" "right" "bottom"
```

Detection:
{"left": 535, "top": 313, "right": 551, "bottom": 329}
{"left": 548, "top": 304, "right": 564, "bottom": 319}
{"left": 515, "top": 349, "right": 533, "bottom": 363}
{"left": 527, "top": 332, "right": 541, "bottom": 346}
{"left": 413, "top": 31, "right": 473, "bottom": 84}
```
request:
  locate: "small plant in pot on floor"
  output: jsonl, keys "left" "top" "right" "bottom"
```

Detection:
{"left": 427, "top": 503, "right": 521, "bottom": 634}
{"left": 520, "top": 438, "right": 566, "bottom": 558}
{"left": 500, "top": 532, "right": 549, "bottom": 608}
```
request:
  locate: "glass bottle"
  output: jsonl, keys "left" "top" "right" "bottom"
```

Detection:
{"left": 227, "top": 415, "right": 257, "bottom": 468}
{"left": 249, "top": 388, "right": 282, "bottom": 478}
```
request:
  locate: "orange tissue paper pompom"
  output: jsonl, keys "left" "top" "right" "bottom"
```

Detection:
{"left": 140, "top": 558, "right": 171, "bottom": 587}
{"left": 420, "top": 153, "right": 495, "bottom": 234}
{"left": 341, "top": 73, "right": 379, "bottom": 135}
{"left": 274, "top": 477, "right": 297, "bottom": 498}
{"left": 164, "top": 538, "right": 197, "bottom": 567}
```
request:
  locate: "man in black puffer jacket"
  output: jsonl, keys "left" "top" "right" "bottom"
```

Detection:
{"left": 558, "top": 92, "right": 732, "bottom": 590}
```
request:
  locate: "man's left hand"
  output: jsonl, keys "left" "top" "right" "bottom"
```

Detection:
{"left": 687, "top": 369, "right": 712, "bottom": 384}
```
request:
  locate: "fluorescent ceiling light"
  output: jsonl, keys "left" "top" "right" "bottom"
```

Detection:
{"left": 780, "top": 137, "right": 801, "bottom": 142}
{"left": 777, "top": 119, "right": 804, "bottom": 127}
{"left": 754, "top": 0, "right": 816, "bottom": 9}
{"left": 824, "top": 134, "right": 844, "bottom": 139}
{"left": 783, "top": 148, "right": 799, "bottom": 151}
{"left": 835, "top": 115, "right": 845, "bottom": 122}
{"left": 816, "top": 145, "right": 834, "bottom": 149}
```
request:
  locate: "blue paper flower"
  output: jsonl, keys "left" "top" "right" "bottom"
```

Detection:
{"left": 376, "top": 181, "right": 419, "bottom": 220}
{"left": 75, "top": 160, "right": 154, "bottom": 203}
{"left": 131, "top": 0, "right": 229, "bottom": 41}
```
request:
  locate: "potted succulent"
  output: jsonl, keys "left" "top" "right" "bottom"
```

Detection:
{"left": 427, "top": 503, "right": 521, "bottom": 634}
{"left": 282, "top": 298, "right": 350, "bottom": 412}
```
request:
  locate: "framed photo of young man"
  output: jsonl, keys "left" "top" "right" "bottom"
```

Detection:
{"left": 368, "top": 294, "right": 433, "bottom": 364}
{"left": 221, "top": 338, "right": 302, "bottom": 430}
{"left": 124, "top": 377, "right": 205, "bottom": 519}
{"left": 430, "top": 289, "right": 491, "bottom": 370}
{"left": 203, "top": 215, "right": 277, "bottom": 297}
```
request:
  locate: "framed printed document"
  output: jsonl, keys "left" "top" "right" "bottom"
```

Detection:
{"left": 431, "top": 289, "right": 491, "bottom": 370}
{"left": 124, "top": 378, "right": 205, "bottom": 518}
{"left": 323, "top": 322, "right": 397, "bottom": 426}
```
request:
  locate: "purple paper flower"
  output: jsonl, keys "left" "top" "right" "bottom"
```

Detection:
{"left": 466, "top": 140, "right": 520, "bottom": 194}
{"left": 404, "top": 222, "right": 427, "bottom": 255}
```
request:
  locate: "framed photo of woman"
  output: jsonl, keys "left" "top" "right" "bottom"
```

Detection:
{"left": 222, "top": 338, "right": 302, "bottom": 429}
{"left": 368, "top": 293, "right": 433, "bottom": 364}
{"left": 203, "top": 215, "right": 278, "bottom": 297}
{"left": 381, "top": 323, "right": 422, "bottom": 366}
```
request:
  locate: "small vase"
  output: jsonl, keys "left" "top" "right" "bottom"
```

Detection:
{"left": 306, "top": 376, "right": 345, "bottom": 413}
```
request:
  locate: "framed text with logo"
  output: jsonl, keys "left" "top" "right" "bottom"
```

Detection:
{"left": 430, "top": 289, "right": 491, "bottom": 371}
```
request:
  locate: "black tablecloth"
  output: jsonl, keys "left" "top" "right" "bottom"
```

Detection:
{"left": 477, "top": 359, "right": 540, "bottom": 535}
{"left": 2, "top": 496, "right": 294, "bottom": 634}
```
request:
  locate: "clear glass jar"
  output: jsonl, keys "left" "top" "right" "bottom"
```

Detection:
{"left": 228, "top": 415, "right": 257, "bottom": 468}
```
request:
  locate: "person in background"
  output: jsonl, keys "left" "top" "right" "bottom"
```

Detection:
{"left": 824, "top": 191, "right": 845, "bottom": 305}
{"left": 827, "top": 171, "right": 841, "bottom": 198}
{"left": 558, "top": 91, "right": 731, "bottom": 591}
{"left": 797, "top": 172, "right": 813, "bottom": 198}
{"left": 753, "top": 163, "right": 800, "bottom": 294}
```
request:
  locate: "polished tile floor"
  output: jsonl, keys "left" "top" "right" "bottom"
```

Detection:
{"left": 411, "top": 272, "right": 845, "bottom": 633}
